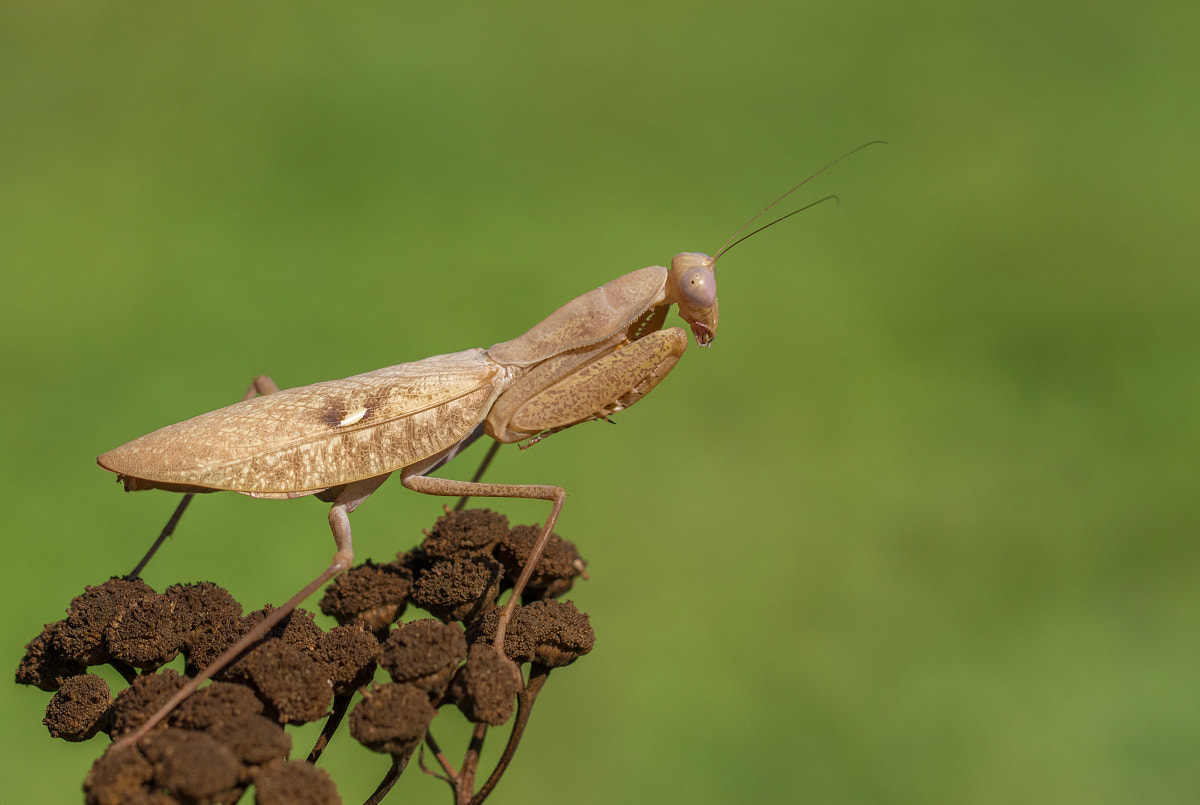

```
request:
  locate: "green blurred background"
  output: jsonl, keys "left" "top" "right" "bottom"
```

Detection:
{"left": 4, "top": 3, "right": 1198, "bottom": 803}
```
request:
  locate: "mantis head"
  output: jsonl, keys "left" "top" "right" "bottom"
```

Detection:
{"left": 667, "top": 252, "right": 718, "bottom": 347}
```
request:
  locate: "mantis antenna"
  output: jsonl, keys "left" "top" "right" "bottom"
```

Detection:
{"left": 712, "top": 140, "right": 887, "bottom": 262}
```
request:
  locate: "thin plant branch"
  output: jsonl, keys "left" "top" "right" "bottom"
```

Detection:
{"left": 363, "top": 755, "right": 406, "bottom": 805}
{"left": 457, "top": 723, "right": 488, "bottom": 804}
{"left": 470, "top": 665, "right": 551, "bottom": 805}
{"left": 418, "top": 741, "right": 452, "bottom": 784}
{"left": 308, "top": 692, "right": 354, "bottom": 763}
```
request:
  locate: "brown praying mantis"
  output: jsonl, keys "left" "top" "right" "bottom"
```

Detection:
{"left": 98, "top": 145, "right": 879, "bottom": 751}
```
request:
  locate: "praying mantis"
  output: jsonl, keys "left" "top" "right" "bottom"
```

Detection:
{"left": 98, "top": 145, "right": 879, "bottom": 750}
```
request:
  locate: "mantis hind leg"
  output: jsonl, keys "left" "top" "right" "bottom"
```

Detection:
{"left": 402, "top": 471, "right": 566, "bottom": 651}
{"left": 453, "top": 440, "right": 504, "bottom": 511}
{"left": 110, "top": 473, "right": 387, "bottom": 751}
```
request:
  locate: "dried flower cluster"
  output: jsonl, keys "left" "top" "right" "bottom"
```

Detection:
{"left": 16, "top": 508, "right": 594, "bottom": 804}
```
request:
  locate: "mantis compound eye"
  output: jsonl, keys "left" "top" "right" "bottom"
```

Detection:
{"left": 680, "top": 265, "right": 716, "bottom": 309}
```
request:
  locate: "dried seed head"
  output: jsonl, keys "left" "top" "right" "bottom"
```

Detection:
{"left": 410, "top": 554, "right": 503, "bottom": 622}
{"left": 163, "top": 582, "right": 243, "bottom": 643}
{"left": 83, "top": 742, "right": 154, "bottom": 805}
{"left": 183, "top": 610, "right": 253, "bottom": 679}
{"left": 254, "top": 759, "right": 341, "bottom": 805}
{"left": 210, "top": 714, "right": 292, "bottom": 772}
{"left": 419, "top": 508, "right": 510, "bottom": 560}
{"left": 349, "top": 682, "right": 437, "bottom": 758}
{"left": 311, "top": 624, "right": 380, "bottom": 695}
{"left": 495, "top": 525, "right": 587, "bottom": 600}
{"left": 319, "top": 559, "right": 412, "bottom": 632}
{"left": 44, "top": 673, "right": 111, "bottom": 741}
{"left": 271, "top": 607, "right": 325, "bottom": 652}
{"left": 109, "top": 669, "right": 187, "bottom": 740}
{"left": 196, "top": 606, "right": 320, "bottom": 683}
{"left": 167, "top": 680, "right": 264, "bottom": 731}
{"left": 240, "top": 641, "right": 333, "bottom": 725}
{"left": 521, "top": 600, "right": 595, "bottom": 668}
{"left": 55, "top": 577, "right": 157, "bottom": 666}
{"left": 106, "top": 594, "right": 183, "bottom": 670}
{"left": 468, "top": 600, "right": 595, "bottom": 667}
{"left": 143, "top": 728, "right": 240, "bottom": 804}
{"left": 24, "top": 506, "right": 597, "bottom": 802}
{"left": 378, "top": 619, "right": 467, "bottom": 696}
{"left": 446, "top": 644, "right": 521, "bottom": 726}
{"left": 15, "top": 620, "right": 87, "bottom": 691}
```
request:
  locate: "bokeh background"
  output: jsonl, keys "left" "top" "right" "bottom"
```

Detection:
{"left": 4, "top": 3, "right": 1198, "bottom": 803}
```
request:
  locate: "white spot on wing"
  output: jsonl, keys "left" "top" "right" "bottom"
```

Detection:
{"left": 337, "top": 407, "right": 368, "bottom": 427}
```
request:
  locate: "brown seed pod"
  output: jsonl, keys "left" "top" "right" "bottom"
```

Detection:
{"left": 240, "top": 641, "right": 333, "bottom": 725}
{"left": 254, "top": 759, "right": 342, "bottom": 805}
{"left": 55, "top": 577, "right": 157, "bottom": 667}
{"left": 167, "top": 680, "right": 264, "bottom": 731}
{"left": 467, "top": 599, "right": 595, "bottom": 667}
{"left": 495, "top": 524, "right": 586, "bottom": 600}
{"left": 446, "top": 644, "right": 521, "bottom": 726}
{"left": 15, "top": 620, "right": 87, "bottom": 692}
{"left": 319, "top": 559, "right": 412, "bottom": 632}
{"left": 83, "top": 742, "right": 154, "bottom": 805}
{"left": 106, "top": 594, "right": 183, "bottom": 671}
{"left": 409, "top": 554, "right": 503, "bottom": 623}
{"left": 378, "top": 619, "right": 467, "bottom": 697}
{"left": 349, "top": 682, "right": 437, "bottom": 758}
{"left": 311, "top": 623, "right": 380, "bottom": 695}
{"left": 419, "top": 508, "right": 510, "bottom": 560}
{"left": 109, "top": 669, "right": 187, "bottom": 740}
{"left": 211, "top": 714, "right": 292, "bottom": 774}
{"left": 44, "top": 673, "right": 111, "bottom": 741}
{"left": 142, "top": 728, "right": 241, "bottom": 804}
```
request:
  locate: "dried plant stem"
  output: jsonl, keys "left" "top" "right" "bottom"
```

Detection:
{"left": 456, "top": 723, "right": 489, "bottom": 803}
{"left": 110, "top": 659, "right": 138, "bottom": 686}
{"left": 470, "top": 665, "right": 550, "bottom": 805}
{"left": 307, "top": 692, "right": 354, "bottom": 763}
{"left": 420, "top": 733, "right": 455, "bottom": 783}
{"left": 363, "top": 755, "right": 406, "bottom": 805}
